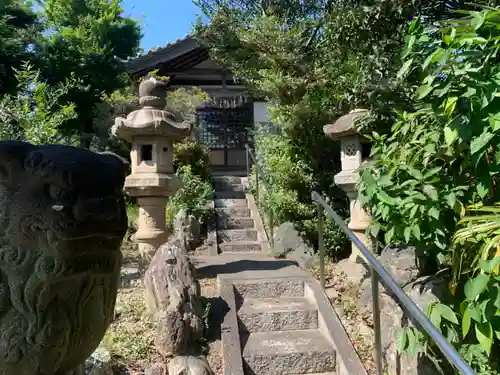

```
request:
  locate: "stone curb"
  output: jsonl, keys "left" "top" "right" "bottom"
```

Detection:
{"left": 218, "top": 278, "right": 245, "bottom": 375}
{"left": 244, "top": 191, "right": 270, "bottom": 255}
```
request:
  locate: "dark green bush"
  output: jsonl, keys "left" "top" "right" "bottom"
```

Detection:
{"left": 166, "top": 165, "right": 213, "bottom": 226}
{"left": 252, "top": 126, "right": 350, "bottom": 260}
{"left": 173, "top": 139, "right": 211, "bottom": 182}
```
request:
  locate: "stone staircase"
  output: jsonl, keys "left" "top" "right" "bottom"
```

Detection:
{"left": 236, "top": 275, "right": 336, "bottom": 375}
{"left": 197, "top": 174, "right": 366, "bottom": 375}
{"left": 212, "top": 175, "right": 267, "bottom": 255}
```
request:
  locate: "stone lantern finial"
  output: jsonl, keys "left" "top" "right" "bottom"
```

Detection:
{"left": 324, "top": 109, "right": 372, "bottom": 263}
{"left": 112, "top": 78, "right": 193, "bottom": 263}
{"left": 139, "top": 77, "right": 167, "bottom": 108}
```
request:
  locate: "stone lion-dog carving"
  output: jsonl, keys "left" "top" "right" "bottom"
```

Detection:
{"left": 0, "top": 141, "right": 128, "bottom": 375}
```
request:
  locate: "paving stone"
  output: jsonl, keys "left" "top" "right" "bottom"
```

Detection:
{"left": 238, "top": 297, "right": 318, "bottom": 333}
{"left": 242, "top": 330, "right": 336, "bottom": 375}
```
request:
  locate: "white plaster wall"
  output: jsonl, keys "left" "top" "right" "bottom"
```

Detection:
{"left": 253, "top": 101, "right": 270, "bottom": 124}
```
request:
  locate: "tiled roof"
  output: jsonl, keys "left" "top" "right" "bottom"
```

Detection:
{"left": 128, "top": 34, "right": 192, "bottom": 61}
{"left": 126, "top": 34, "right": 202, "bottom": 73}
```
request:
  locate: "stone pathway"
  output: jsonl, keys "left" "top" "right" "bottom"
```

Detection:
{"left": 213, "top": 175, "right": 265, "bottom": 255}
{"left": 190, "top": 174, "right": 367, "bottom": 375}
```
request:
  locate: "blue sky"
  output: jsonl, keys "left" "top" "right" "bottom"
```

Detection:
{"left": 122, "top": 0, "right": 203, "bottom": 52}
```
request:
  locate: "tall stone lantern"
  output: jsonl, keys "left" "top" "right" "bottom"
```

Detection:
{"left": 323, "top": 109, "right": 372, "bottom": 263}
{"left": 112, "top": 77, "right": 193, "bottom": 260}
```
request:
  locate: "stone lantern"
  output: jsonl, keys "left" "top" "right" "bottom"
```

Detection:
{"left": 323, "top": 109, "right": 372, "bottom": 263}
{"left": 112, "top": 77, "right": 193, "bottom": 260}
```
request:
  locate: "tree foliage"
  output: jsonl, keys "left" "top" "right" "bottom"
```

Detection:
{"left": 194, "top": 0, "right": 429, "bottom": 253}
{"left": 0, "top": 0, "right": 39, "bottom": 96}
{"left": 0, "top": 62, "right": 78, "bottom": 144}
{"left": 359, "top": 7, "right": 500, "bottom": 372}
{"left": 35, "top": 0, "right": 142, "bottom": 146}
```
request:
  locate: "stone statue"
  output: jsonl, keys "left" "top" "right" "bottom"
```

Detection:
{"left": 144, "top": 242, "right": 204, "bottom": 358}
{"left": 144, "top": 242, "right": 213, "bottom": 375}
{"left": 0, "top": 141, "right": 128, "bottom": 375}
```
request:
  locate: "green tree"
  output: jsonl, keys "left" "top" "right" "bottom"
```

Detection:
{"left": 193, "top": 0, "right": 425, "bottom": 253}
{"left": 0, "top": 62, "right": 78, "bottom": 144}
{"left": 35, "top": 0, "right": 141, "bottom": 147}
{"left": 0, "top": 0, "right": 39, "bottom": 96}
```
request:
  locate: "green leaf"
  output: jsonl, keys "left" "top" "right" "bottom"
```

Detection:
{"left": 433, "top": 303, "right": 458, "bottom": 324}
{"left": 404, "top": 226, "right": 411, "bottom": 243}
{"left": 444, "top": 96, "right": 458, "bottom": 116}
{"left": 416, "top": 84, "right": 433, "bottom": 99}
{"left": 465, "top": 275, "right": 491, "bottom": 301}
{"left": 397, "top": 59, "right": 413, "bottom": 79}
{"left": 429, "top": 206, "right": 439, "bottom": 220}
{"left": 445, "top": 193, "right": 456, "bottom": 209}
{"left": 402, "top": 35, "right": 416, "bottom": 58}
{"left": 477, "top": 181, "right": 489, "bottom": 198}
{"left": 396, "top": 329, "right": 408, "bottom": 353}
{"left": 488, "top": 113, "right": 500, "bottom": 132}
{"left": 437, "top": 304, "right": 459, "bottom": 324}
{"left": 423, "top": 185, "right": 438, "bottom": 201}
{"left": 406, "top": 328, "right": 418, "bottom": 356}
{"left": 430, "top": 305, "right": 442, "bottom": 329}
{"left": 463, "top": 307, "right": 472, "bottom": 338}
{"left": 412, "top": 224, "right": 421, "bottom": 240}
{"left": 377, "top": 190, "right": 396, "bottom": 205}
{"left": 470, "top": 131, "right": 495, "bottom": 155}
{"left": 479, "top": 257, "right": 500, "bottom": 274}
{"left": 472, "top": 11, "right": 486, "bottom": 30}
{"left": 406, "top": 166, "right": 424, "bottom": 180}
{"left": 475, "top": 321, "right": 493, "bottom": 354}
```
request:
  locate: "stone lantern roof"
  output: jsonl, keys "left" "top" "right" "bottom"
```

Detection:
{"left": 112, "top": 77, "right": 193, "bottom": 142}
{"left": 323, "top": 109, "right": 369, "bottom": 140}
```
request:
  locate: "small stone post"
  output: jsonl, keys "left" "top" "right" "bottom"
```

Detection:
{"left": 323, "top": 109, "right": 372, "bottom": 263}
{"left": 112, "top": 78, "right": 193, "bottom": 261}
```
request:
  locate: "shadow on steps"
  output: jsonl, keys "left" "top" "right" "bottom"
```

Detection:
{"left": 192, "top": 258, "right": 299, "bottom": 279}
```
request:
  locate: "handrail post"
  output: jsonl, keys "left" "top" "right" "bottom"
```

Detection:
{"left": 310, "top": 190, "right": 476, "bottom": 375}
{"left": 269, "top": 210, "right": 274, "bottom": 248}
{"left": 372, "top": 271, "right": 383, "bottom": 375}
{"left": 255, "top": 161, "right": 260, "bottom": 203}
{"left": 245, "top": 144, "right": 250, "bottom": 178}
{"left": 317, "top": 202, "right": 325, "bottom": 289}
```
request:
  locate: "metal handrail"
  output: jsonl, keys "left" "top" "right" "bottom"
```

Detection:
{"left": 245, "top": 144, "right": 274, "bottom": 247}
{"left": 311, "top": 191, "right": 475, "bottom": 375}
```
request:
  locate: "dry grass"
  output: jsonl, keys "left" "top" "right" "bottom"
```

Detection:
{"left": 103, "top": 287, "right": 161, "bottom": 375}
{"left": 199, "top": 277, "right": 223, "bottom": 375}
{"left": 311, "top": 262, "right": 376, "bottom": 375}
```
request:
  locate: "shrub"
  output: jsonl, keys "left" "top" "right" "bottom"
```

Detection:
{"left": 166, "top": 165, "right": 212, "bottom": 227}
{"left": 253, "top": 126, "right": 349, "bottom": 259}
{"left": 173, "top": 139, "right": 211, "bottom": 182}
{"left": 359, "top": 9, "right": 500, "bottom": 373}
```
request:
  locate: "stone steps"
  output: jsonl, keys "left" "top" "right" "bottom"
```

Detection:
{"left": 238, "top": 296, "right": 318, "bottom": 333}
{"left": 241, "top": 329, "right": 336, "bottom": 375}
{"left": 217, "top": 217, "right": 255, "bottom": 229}
{"left": 219, "top": 241, "right": 262, "bottom": 253}
{"left": 216, "top": 207, "right": 251, "bottom": 217}
{"left": 233, "top": 277, "right": 306, "bottom": 299}
{"left": 215, "top": 198, "right": 248, "bottom": 208}
{"left": 215, "top": 190, "right": 246, "bottom": 199}
{"left": 212, "top": 175, "right": 242, "bottom": 185}
{"left": 212, "top": 175, "right": 264, "bottom": 255}
{"left": 218, "top": 229, "right": 259, "bottom": 243}
{"left": 213, "top": 181, "right": 247, "bottom": 191}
